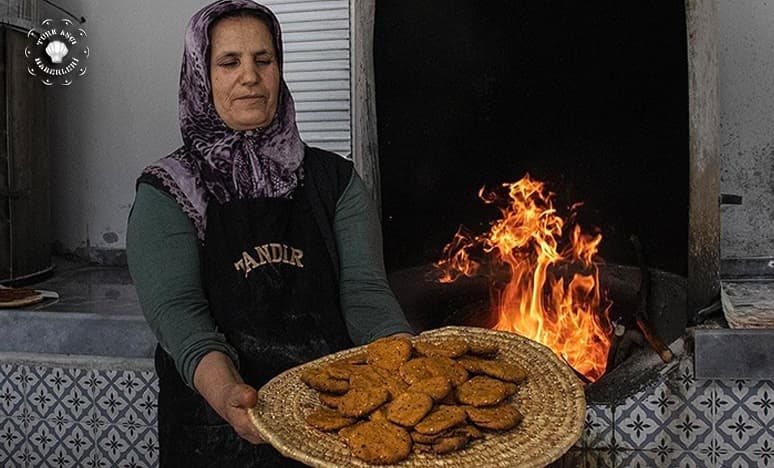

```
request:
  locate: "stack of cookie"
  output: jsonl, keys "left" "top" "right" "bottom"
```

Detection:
{"left": 301, "top": 336, "right": 526, "bottom": 465}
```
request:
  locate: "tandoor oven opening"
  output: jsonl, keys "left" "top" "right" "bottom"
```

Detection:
{"left": 375, "top": 1, "right": 690, "bottom": 385}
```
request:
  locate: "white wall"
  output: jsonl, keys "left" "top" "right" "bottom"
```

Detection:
{"left": 45, "top": 0, "right": 351, "bottom": 260}
{"left": 718, "top": 0, "right": 774, "bottom": 258}
{"left": 46, "top": 0, "right": 205, "bottom": 258}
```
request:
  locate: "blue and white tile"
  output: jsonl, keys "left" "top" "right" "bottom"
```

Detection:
{"left": 614, "top": 450, "right": 665, "bottom": 467}
{"left": 576, "top": 404, "right": 613, "bottom": 449}
{"left": 696, "top": 433, "right": 733, "bottom": 467}
{"left": 143, "top": 370, "right": 159, "bottom": 394}
{"left": 9, "top": 365, "right": 39, "bottom": 393}
{"left": 0, "top": 418, "right": 25, "bottom": 464}
{"left": 716, "top": 405, "right": 765, "bottom": 451}
{"left": 133, "top": 386, "right": 158, "bottom": 426}
{"left": 646, "top": 435, "right": 681, "bottom": 466}
{"left": 116, "top": 407, "right": 151, "bottom": 444}
{"left": 664, "top": 404, "right": 711, "bottom": 451}
{"left": 62, "top": 422, "right": 95, "bottom": 462}
{"left": 12, "top": 443, "right": 44, "bottom": 467}
{"left": 27, "top": 377, "right": 59, "bottom": 419}
{"left": 25, "top": 418, "right": 60, "bottom": 463}
{"left": 97, "top": 424, "right": 133, "bottom": 464}
{"left": 669, "top": 450, "right": 712, "bottom": 468}
{"left": 748, "top": 435, "right": 774, "bottom": 468}
{"left": 46, "top": 407, "right": 77, "bottom": 441}
{"left": 134, "top": 426, "right": 159, "bottom": 467}
{"left": 741, "top": 380, "right": 774, "bottom": 427}
{"left": 726, "top": 452, "right": 761, "bottom": 468}
{"left": 82, "top": 406, "right": 110, "bottom": 442}
{"left": 56, "top": 368, "right": 93, "bottom": 422}
{"left": 670, "top": 356, "right": 699, "bottom": 401}
{"left": 80, "top": 369, "right": 109, "bottom": 404}
{"left": 82, "top": 447, "right": 111, "bottom": 468}
{"left": 0, "top": 377, "right": 25, "bottom": 417}
{"left": 614, "top": 403, "right": 660, "bottom": 450}
{"left": 15, "top": 404, "right": 39, "bottom": 432}
{"left": 44, "top": 445, "right": 80, "bottom": 468}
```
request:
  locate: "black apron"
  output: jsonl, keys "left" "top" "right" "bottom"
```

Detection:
{"left": 153, "top": 148, "right": 354, "bottom": 467}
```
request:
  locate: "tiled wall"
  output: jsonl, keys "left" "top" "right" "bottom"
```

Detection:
{"left": 1, "top": 353, "right": 771, "bottom": 467}
{"left": 0, "top": 360, "right": 158, "bottom": 467}
{"left": 575, "top": 354, "right": 774, "bottom": 467}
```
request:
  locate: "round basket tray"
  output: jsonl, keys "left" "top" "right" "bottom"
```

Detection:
{"left": 248, "top": 326, "right": 586, "bottom": 467}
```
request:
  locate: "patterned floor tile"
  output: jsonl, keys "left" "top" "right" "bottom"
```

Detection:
{"left": 62, "top": 422, "right": 95, "bottom": 462}
{"left": 133, "top": 386, "right": 158, "bottom": 427}
{"left": 98, "top": 424, "right": 132, "bottom": 463}
{"left": 615, "top": 403, "right": 661, "bottom": 450}
{"left": 0, "top": 417, "right": 25, "bottom": 462}
{"left": 12, "top": 442, "right": 44, "bottom": 467}
{"left": 82, "top": 407, "right": 110, "bottom": 442}
{"left": 696, "top": 433, "right": 734, "bottom": 467}
{"left": 726, "top": 452, "right": 760, "bottom": 468}
{"left": 742, "top": 380, "right": 774, "bottom": 427}
{"left": 615, "top": 450, "right": 666, "bottom": 467}
{"left": 82, "top": 447, "right": 111, "bottom": 468}
{"left": 115, "top": 408, "right": 151, "bottom": 445}
{"left": 8, "top": 365, "right": 39, "bottom": 394}
{"left": 26, "top": 418, "right": 60, "bottom": 462}
{"left": 670, "top": 450, "right": 713, "bottom": 468}
{"left": 748, "top": 434, "right": 774, "bottom": 467}
{"left": 0, "top": 378, "right": 25, "bottom": 418}
{"left": 134, "top": 426, "right": 159, "bottom": 467}
{"left": 577, "top": 404, "right": 613, "bottom": 449}
{"left": 664, "top": 404, "right": 712, "bottom": 451}
{"left": 716, "top": 405, "right": 766, "bottom": 451}
{"left": 43, "top": 445, "right": 81, "bottom": 468}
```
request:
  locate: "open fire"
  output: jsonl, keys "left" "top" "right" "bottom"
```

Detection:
{"left": 434, "top": 175, "right": 613, "bottom": 382}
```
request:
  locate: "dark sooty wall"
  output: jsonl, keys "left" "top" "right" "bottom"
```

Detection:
{"left": 375, "top": 1, "right": 689, "bottom": 276}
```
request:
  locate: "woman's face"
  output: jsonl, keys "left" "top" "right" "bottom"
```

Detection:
{"left": 209, "top": 16, "right": 280, "bottom": 131}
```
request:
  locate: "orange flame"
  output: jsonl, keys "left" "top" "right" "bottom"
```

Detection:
{"left": 434, "top": 175, "right": 612, "bottom": 382}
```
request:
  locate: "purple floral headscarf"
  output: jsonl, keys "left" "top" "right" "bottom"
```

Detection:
{"left": 141, "top": 0, "right": 303, "bottom": 239}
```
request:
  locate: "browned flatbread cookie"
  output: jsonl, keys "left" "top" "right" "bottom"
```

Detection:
{"left": 305, "top": 407, "right": 357, "bottom": 431}
{"left": 465, "top": 404, "right": 524, "bottom": 430}
{"left": 477, "top": 360, "right": 527, "bottom": 383}
{"left": 300, "top": 368, "right": 349, "bottom": 394}
{"left": 457, "top": 357, "right": 527, "bottom": 383}
{"left": 367, "top": 337, "right": 413, "bottom": 371}
{"left": 387, "top": 392, "right": 434, "bottom": 427}
{"left": 467, "top": 342, "right": 499, "bottom": 357}
{"left": 411, "top": 430, "right": 444, "bottom": 444}
{"left": 428, "top": 356, "right": 469, "bottom": 386}
{"left": 368, "top": 406, "right": 389, "bottom": 422}
{"left": 453, "top": 424, "right": 483, "bottom": 439}
{"left": 325, "top": 362, "right": 365, "bottom": 380}
{"left": 399, "top": 357, "right": 436, "bottom": 385}
{"left": 345, "top": 420, "right": 412, "bottom": 465}
{"left": 349, "top": 365, "right": 384, "bottom": 389}
{"left": 318, "top": 392, "right": 346, "bottom": 409}
{"left": 414, "top": 405, "right": 467, "bottom": 435}
{"left": 455, "top": 376, "right": 508, "bottom": 407}
{"left": 338, "top": 386, "right": 390, "bottom": 418}
{"left": 407, "top": 376, "right": 451, "bottom": 402}
{"left": 414, "top": 339, "right": 469, "bottom": 358}
{"left": 373, "top": 366, "right": 409, "bottom": 399}
{"left": 503, "top": 382, "right": 519, "bottom": 397}
{"left": 432, "top": 434, "right": 469, "bottom": 454}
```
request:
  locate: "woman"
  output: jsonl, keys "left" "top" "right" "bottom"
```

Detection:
{"left": 126, "top": 1, "right": 413, "bottom": 465}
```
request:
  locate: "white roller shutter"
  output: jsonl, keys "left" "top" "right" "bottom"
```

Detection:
{"left": 261, "top": 0, "right": 351, "bottom": 156}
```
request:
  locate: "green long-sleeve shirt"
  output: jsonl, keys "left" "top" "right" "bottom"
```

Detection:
{"left": 127, "top": 171, "right": 413, "bottom": 389}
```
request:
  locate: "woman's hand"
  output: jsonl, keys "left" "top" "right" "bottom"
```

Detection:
{"left": 194, "top": 351, "right": 266, "bottom": 444}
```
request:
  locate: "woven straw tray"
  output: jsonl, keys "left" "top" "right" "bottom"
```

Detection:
{"left": 248, "top": 326, "right": 585, "bottom": 467}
